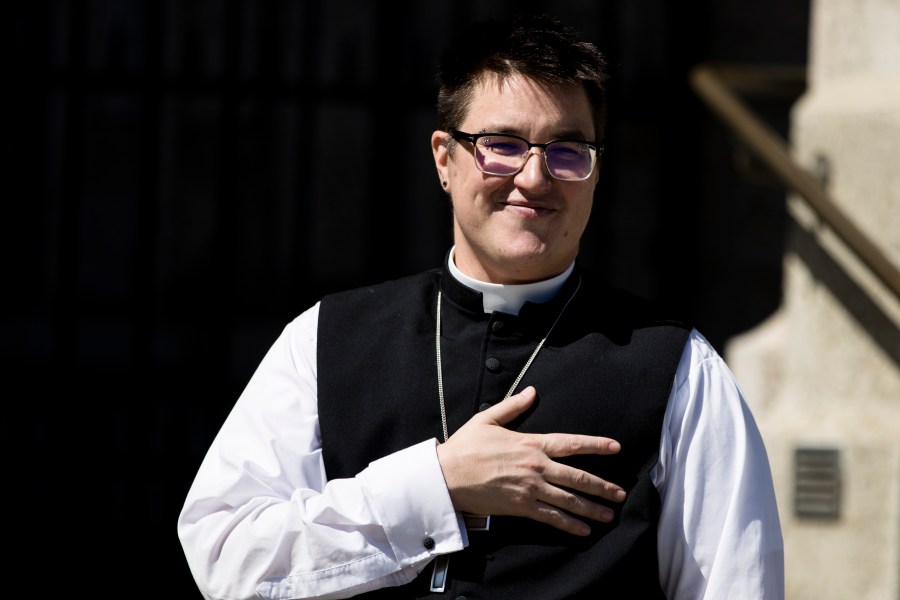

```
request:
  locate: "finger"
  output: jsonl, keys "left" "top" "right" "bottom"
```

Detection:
{"left": 477, "top": 385, "right": 538, "bottom": 427}
{"left": 538, "top": 432, "right": 622, "bottom": 458}
{"left": 537, "top": 481, "right": 623, "bottom": 521}
{"left": 543, "top": 463, "right": 627, "bottom": 503}
{"left": 528, "top": 501, "right": 600, "bottom": 537}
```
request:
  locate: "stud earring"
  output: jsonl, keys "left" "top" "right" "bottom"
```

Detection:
{"left": 441, "top": 180, "right": 448, "bottom": 188}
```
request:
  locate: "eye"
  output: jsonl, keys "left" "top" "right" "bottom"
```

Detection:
{"left": 480, "top": 136, "right": 525, "bottom": 156}
{"left": 547, "top": 142, "right": 588, "bottom": 163}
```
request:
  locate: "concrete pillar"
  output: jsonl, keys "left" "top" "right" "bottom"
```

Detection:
{"left": 727, "top": 0, "right": 900, "bottom": 598}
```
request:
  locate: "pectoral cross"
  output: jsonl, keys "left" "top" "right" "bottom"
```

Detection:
{"left": 429, "top": 514, "right": 491, "bottom": 593}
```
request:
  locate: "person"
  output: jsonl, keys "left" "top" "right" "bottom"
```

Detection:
{"left": 177, "top": 13, "right": 784, "bottom": 599}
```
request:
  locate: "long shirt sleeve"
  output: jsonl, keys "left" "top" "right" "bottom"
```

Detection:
{"left": 177, "top": 303, "right": 466, "bottom": 600}
{"left": 178, "top": 307, "right": 784, "bottom": 600}
{"left": 654, "top": 331, "right": 785, "bottom": 599}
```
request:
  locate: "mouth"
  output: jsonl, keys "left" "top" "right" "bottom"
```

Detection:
{"left": 502, "top": 200, "right": 556, "bottom": 216}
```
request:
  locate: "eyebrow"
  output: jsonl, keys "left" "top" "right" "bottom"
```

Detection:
{"left": 476, "top": 126, "right": 595, "bottom": 141}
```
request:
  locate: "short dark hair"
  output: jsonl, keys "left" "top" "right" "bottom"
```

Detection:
{"left": 436, "top": 13, "right": 609, "bottom": 144}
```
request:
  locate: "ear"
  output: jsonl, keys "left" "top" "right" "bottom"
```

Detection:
{"left": 431, "top": 131, "right": 451, "bottom": 190}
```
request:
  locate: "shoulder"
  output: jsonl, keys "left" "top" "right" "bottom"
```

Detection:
{"left": 670, "top": 328, "right": 748, "bottom": 430}
{"left": 681, "top": 328, "right": 723, "bottom": 366}
{"left": 674, "top": 329, "right": 738, "bottom": 387}
{"left": 318, "top": 269, "right": 442, "bottom": 326}
{"left": 574, "top": 267, "right": 693, "bottom": 340}
{"left": 321, "top": 269, "right": 441, "bottom": 309}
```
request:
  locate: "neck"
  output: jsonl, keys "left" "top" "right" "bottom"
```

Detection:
{"left": 447, "top": 246, "right": 574, "bottom": 314}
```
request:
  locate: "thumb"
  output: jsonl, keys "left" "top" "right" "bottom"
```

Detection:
{"left": 480, "top": 385, "right": 537, "bottom": 426}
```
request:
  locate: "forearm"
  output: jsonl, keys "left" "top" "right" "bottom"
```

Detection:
{"left": 178, "top": 309, "right": 464, "bottom": 600}
{"left": 178, "top": 439, "right": 465, "bottom": 600}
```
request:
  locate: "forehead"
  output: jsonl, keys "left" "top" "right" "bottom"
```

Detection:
{"left": 462, "top": 73, "right": 595, "bottom": 138}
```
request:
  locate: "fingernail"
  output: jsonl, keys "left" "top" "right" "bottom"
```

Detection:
{"left": 608, "top": 441, "right": 621, "bottom": 452}
{"left": 614, "top": 489, "right": 626, "bottom": 502}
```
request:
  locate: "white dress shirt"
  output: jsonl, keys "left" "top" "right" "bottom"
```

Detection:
{"left": 178, "top": 257, "right": 784, "bottom": 600}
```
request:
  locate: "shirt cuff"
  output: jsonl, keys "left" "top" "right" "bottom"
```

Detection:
{"left": 358, "top": 438, "right": 466, "bottom": 565}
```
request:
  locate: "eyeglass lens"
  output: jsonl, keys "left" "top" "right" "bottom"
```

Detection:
{"left": 473, "top": 135, "right": 595, "bottom": 181}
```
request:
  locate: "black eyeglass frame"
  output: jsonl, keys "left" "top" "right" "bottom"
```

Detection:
{"left": 450, "top": 130, "right": 602, "bottom": 181}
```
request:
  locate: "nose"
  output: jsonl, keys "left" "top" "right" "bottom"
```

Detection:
{"left": 513, "top": 148, "right": 553, "bottom": 190}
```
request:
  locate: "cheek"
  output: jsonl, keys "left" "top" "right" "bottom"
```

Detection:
{"left": 568, "top": 192, "right": 595, "bottom": 228}
{"left": 451, "top": 171, "right": 508, "bottom": 204}
{"left": 580, "top": 194, "right": 595, "bottom": 217}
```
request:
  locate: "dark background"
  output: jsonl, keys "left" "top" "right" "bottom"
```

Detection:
{"left": 5, "top": 0, "right": 809, "bottom": 594}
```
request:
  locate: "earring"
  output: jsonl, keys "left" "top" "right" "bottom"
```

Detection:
{"left": 441, "top": 180, "right": 448, "bottom": 188}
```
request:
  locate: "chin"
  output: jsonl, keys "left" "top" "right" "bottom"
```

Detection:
{"left": 498, "top": 235, "right": 554, "bottom": 260}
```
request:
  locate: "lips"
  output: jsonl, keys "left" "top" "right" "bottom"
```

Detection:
{"left": 503, "top": 200, "right": 556, "bottom": 215}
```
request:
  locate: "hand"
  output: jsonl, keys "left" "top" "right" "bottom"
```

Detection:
{"left": 435, "top": 386, "right": 626, "bottom": 536}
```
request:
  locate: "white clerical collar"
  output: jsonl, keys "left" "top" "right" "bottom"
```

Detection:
{"left": 447, "top": 246, "right": 575, "bottom": 315}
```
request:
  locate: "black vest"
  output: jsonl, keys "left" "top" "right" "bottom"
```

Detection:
{"left": 317, "top": 265, "right": 690, "bottom": 599}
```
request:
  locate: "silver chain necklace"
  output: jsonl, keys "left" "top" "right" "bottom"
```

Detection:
{"left": 434, "top": 276, "right": 582, "bottom": 442}
{"left": 430, "top": 275, "right": 580, "bottom": 592}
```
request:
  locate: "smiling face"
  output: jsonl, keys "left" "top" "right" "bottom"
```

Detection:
{"left": 432, "top": 74, "right": 599, "bottom": 284}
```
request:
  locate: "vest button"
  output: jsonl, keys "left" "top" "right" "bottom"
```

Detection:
{"left": 485, "top": 357, "right": 501, "bottom": 372}
{"left": 491, "top": 320, "right": 506, "bottom": 334}
{"left": 423, "top": 537, "right": 435, "bottom": 550}
{"left": 478, "top": 402, "right": 492, "bottom": 412}
{"left": 455, "top": 596, "right": 468, "bottom": 600}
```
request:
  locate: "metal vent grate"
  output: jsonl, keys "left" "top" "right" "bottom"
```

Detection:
{"left": 794, "top": 447, "right": 841, "bottom": 519}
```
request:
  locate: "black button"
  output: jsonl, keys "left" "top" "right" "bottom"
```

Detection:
{"left": 491, "top": 320, "right": 506, "bottom": 334}
{"left": 455, "top": 596, "right": 468, "bottom": 600}
{"left": 478, "top": 402, "right": 492, "bottom": 412}
{"left": 485, "top": 357, "right": 501, "bottom": 372}
{"left": 423, "top": 537, "right": 435, "bottom": 550}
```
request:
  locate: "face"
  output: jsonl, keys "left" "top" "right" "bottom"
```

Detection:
{"left": 431, "top": 74, "right": 599, "bottom": 284}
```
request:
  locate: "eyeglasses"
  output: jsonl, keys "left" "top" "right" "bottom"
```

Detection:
{"left": 451, "top": 130, "right": 601, "bottom": 181}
